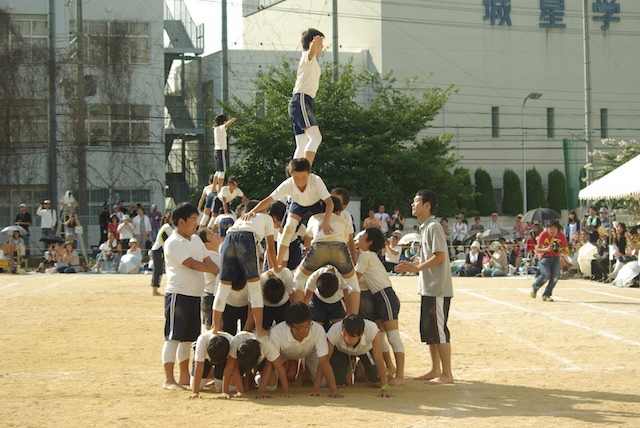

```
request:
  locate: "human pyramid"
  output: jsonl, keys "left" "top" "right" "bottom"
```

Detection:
{"left": 161, "top": 29, "right": 454, "bottom": 400}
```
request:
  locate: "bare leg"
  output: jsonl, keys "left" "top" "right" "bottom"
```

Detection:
{"left": 163, "top": 362, "right": 185, "bottom": 390}
{"left": 426, "top": 343, "right": 454, "bottom": 385}
{"left": 178, "top": 359, "right": 191, "bottom": 385}
{"left": 305, "top": 151, "right": 316, "bottom": 167}
{"left": 414, "top": 344, "right": 442, "bottom": 380}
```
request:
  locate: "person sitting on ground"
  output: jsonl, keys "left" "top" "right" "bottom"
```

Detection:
{"left": 458, "top": 241, "right": 483, "bottom": 277}
{"left": 38, "top": 252, "right": 57, "bottom": 273}
{"left": 94, "top": 231, "right": 121, "bottom": 272}
{"left": 57, "top": 241, "right": 80, "bottom": 273}
{"left": 482, "top": 241, "right": 507, "bottom": 277}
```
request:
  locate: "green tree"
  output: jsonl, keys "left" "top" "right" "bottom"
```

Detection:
{"left": 223, "top": 58, "right": 460, "bottom": 217}
{"left": 526, "top": 168, "right": 546, "bottom": 210}
{"left": 502, "top": 169, "right": 523, "bottom": 215}
{"left": 453, "top": 167, "right": 477, "bottom": 217}
{"left": 547, "top": 169, "right": 567, "bottom": 213}
{"left": 474, "top": 168, "right": 497, "bottom": 215}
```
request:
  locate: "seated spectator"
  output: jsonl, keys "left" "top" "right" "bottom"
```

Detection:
{"left": 469, "top": 216, "right": 484, "bottom": 237}
{"left": 440, "top": 217, "right": 453, "bottom": 259}
{"left": 56, "top": 242, "right": 80, "bottom": 273}
{"left": 37, "top": 252, "right": 57, "bottom": 274}
{"left": 458, "top": 241, "right": 483, "bottom": 277}
{"left": 482, "top": 241, "right": 507, "bottom": 277}
{"left": 589, "top": 228, "right": 610, "bottom": 281}
{"left": 10, "top": 230, "right": 26, "bottom": 258}
{"left": 487, "top": 212, "right": 502, "bottom": 230}
{"left": 94, "top": 231, "right": 122, "bottom": 272}
{"left": 505, "top": 239, "right": 522, "bottom": 275}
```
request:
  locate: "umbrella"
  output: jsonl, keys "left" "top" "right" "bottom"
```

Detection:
{"left": 1, "top": 225, "right": 28, "bottom": 236}
{"left": 577, "top": 242, "right": 598, "bottom": 277}
{"left": 40, "top": 235, "right": 64, "bottom": 244}
{"left": 522, "top": 208, "right": 561, "bottom": 224}
{"left": 480, "top": 228, "right": 510, "bottom": 241}
{"left": 119, "top": 253, "right": 142, "bottom": 274}
{"left": 398, "top": 232, "right": 420, "bottom": 246}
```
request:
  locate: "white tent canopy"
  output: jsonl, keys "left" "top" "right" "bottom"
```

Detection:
{"left": 579, "top": 154, "right": 640, "bottom": 201}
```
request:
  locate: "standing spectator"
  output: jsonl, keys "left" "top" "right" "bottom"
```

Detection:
{"left": 564, "top": 210, "right": 580, "bottom": 242}
{"left": 149, "top": 204, "right": 163, "bottom": 242}
{"left": 99, "top": 203, "right": 110, "bottom": 245}
{"left": 64, "top": 213, "right": 81, "bottom": 248}
{"left": 487, "top": 212, "right": 502, "bottom": 231}
{"left": 107, "top": 214, "right": 120, "bottom": 240}
{"left": 36, "top": 200, "right": 57, "bottom": 237}
{"left": 133, "top": 206, "right": 152, "bottom": 253}
{"left": 469, "top": 216, "right": 485, "bottom": 237}
{"left": 390, "top": 208, "right": 405, "bottom": 233}
{"left": 118, "top": 214, "right": 134, "bottom": 250}
{"left": 513, "top": 214, "right": 527, "bottom": 241}
{"left": 582, "top": 205, "right": 600, "bottom": 245}
{"left": 598, "top": 207, "right": 611, "bottom": 229}
{"left": 451, "top": 214, "right": 468, "bottom": 249}
{"left": 112, "top": 204, "right": 123, "bottom": 221}
{"left": 117, "top": 200, "right": 127, "bottom": 215}
{"left": 383, "top": 232, "right": 402, "bottom": 272}
{"left": 440, "top": 217, "right": 453, "bottom": 258}
{"left": 375, "top": 205, "right": 391, "bottom": 237}
{"left": 363, "top": 210, "right": 381, "bottom": 230}
{"left": 15, "top": 203, "right": 32, "bottom": 258}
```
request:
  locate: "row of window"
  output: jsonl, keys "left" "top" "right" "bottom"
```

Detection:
{"left": 86, "top": 104, "right": 151, "bottom": 146}
{"left": 490, "top": 106, "right": 610, "bottom": 138}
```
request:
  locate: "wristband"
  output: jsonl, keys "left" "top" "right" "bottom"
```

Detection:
{"left": 380, "top": 384, "right": 391, "bottom": 391}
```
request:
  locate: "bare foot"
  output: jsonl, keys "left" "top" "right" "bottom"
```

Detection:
{"left": 163, "top": 381, "right": 186, "bottom": 391}
{"left": 414, "top": 371, "right": 440, "bottom": 381}
{"left": 152, "top": 289, "right": 163, "bottom": 297}
{"left": 390, "top": 376, "right": 405, "bottom": 386}
{"left": 425, "top": 374, "right": 454, "bottom": 385}
{"left": 179, "top": 376, "right": 190, "bottom": 386}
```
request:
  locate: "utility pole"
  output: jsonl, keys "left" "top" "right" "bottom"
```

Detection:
{"left": 74, "top": 0, "right": 88, "bottom": 237}
{"left": 332, "top": 0, "right": 338, "bottom": 82}
{"left": 582, "top": 0, "right": 593, "bottom": 185}
{"left": 48, "top": 0, "right": 58, "bottom": 206}
{"left": 221, "top": 0, "right": 229, "bottom": 106}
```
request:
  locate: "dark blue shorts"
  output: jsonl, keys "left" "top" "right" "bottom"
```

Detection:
{"left": 212, "top": 197, "right": 224, "bottom": 215}
{"left": 288, "top": 200, "right": 324, "bottom": 219}
{"left": 310, "top": 294, "right": 346, "bottom": 323}
{"left": 164, "top": 293, "right": 201, "bottom": 342}
{"left": 330, "top": 348, "right": 379, "bottom": 385}
{"left": 220, "top": 231, "right": 260, "bottom": 282}
{"left": 358, "top": 290, "right": 376, "bottom": 321}
{"left": 201, "top": 292, "right": 214, "bottom": 326}
{"left": 372, "top": 287, "right": 400, "bottom": 322}
{"left": 204, "top": 192, "right": 216, "bottom": 210}
{"left": 214, "top": 149, "right": 227, "bottom": 173}
{"left": 218, "top": 217, "right": 234, "bottom": 237}
{"left": 289, "top": 93, "right": 317, "bottom": 135}
{"left": 263, "top": 301, "right": 291, "bottom": 330}
{"left": 222, "top": 304, "right": 248, "bottom": 336}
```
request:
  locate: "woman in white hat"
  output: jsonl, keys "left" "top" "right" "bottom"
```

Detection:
{"left": 482, "top": 241, "right": 507, "bottom": 277}
{"left": 459, "top": 240, "right": 483, "bottom": 277}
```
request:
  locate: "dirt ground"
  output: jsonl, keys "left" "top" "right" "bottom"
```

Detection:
{"left": 1, "top": 271, "right": 639, "bottom": 427}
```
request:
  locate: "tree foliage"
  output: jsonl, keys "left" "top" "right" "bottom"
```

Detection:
{"left": 223, "top": 58, "right": 460, "bottom": 217}
{"left": 526, "top": 168, "right": 546, "bottom": 210}
{"left": 586, "top": 139, "right": 640, "bottom": 218}
{"left": 474, "top": 168, "right": 496, "bottom": 215}
{"left": 502, "top": 169, "right": 523, "bottom": 215}
{"left": 453, "top": 168, "right": 477, "bottom": 217}
{"left": 547, "top": 169, "right": 567, "bottom": 213}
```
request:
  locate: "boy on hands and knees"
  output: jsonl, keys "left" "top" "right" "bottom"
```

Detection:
{"left": 267, "top": 302, "right": 343, "bottom": 398}
{"left": 301, "top": 267, "right": 352, "bottom": 330}
{"left": 289, "top": 29, "right": 324, "bottom": 166}
{"left": 212, "top": 200, "right": 279, "bottom": 338}
{"left": 395, "top": 190, "right": 454, "bottom": 385}
{"left": 243, "top": 158, "right": 334, "bottom": 271}
{"left": 355, "top": 227, "right": 405, "bottom": 385}
{"left": 162, "top": 203, "right": 220, "bottom": 391}
{"left": 325, "top": 314, "right": 394, "bottom": 397}
{"left": 188, "top": 330, "right": 234, "bottom": 399}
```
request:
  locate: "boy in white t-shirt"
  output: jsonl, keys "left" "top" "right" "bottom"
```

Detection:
{"left": 162, "top": 203, "right": 220, "bottom": 391}
{"left": 356, "top": 227, "right": 405, "bottom": 385}
{"left": 212, "top": 114, "right": 236, "bottom": 192}
{"left": 301, "top": 266, "right": 351, "bottom": 330}
{"left": 196, "top": 228, "right": 222, "bottom": 330}
{"left": 188, "top": 330, "right": 234, "bottom": 399}
{"left": 261, "top": 267, "right": 295, "bottom": 331}
{"left": 212, "top": 200, "right": 280, "bottom": 338}
{"left": 211, "top": 177, "right": 249, "bottom": 220}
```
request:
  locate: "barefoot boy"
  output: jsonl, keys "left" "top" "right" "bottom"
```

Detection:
{"left": 162, "top": 203, "right": 219, "bottom": 390}
{"left": 395, "top": 190, "right": 454, "bottom": 385}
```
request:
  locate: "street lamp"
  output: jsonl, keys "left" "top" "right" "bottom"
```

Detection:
{"left": 522, "top": 92, "right": 543, "bottom": 214}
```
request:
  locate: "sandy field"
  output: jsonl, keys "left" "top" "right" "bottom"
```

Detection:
{"left": 1, "top": 272, "right": 639, "bottom": 428}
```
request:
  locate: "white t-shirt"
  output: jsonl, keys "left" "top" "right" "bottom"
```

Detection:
{"left": 356, "top": 251, "right": 392, "bottom": 294}
{"left": 384, "top": 245, "right": 401, "bottom": 264}
{"left": 375, "top": 212, "right": 390, "bottom": 233}
{"left": 340, "top": 210, "right": 355, "bottom": 235}
{"left": 292, "top": 51, "right": 321, "bottom": 99}
{"left": 227, "top": 213, "right": 275, "bottom": 243}
{"left": 217, "top": 186, "right": 245, "bottom": 203}
{"left": 269, "top": 174, "right": 330, "bottom": 208}
{"left": 194, "top": 331, "right": 234, "bottom": 363}
{"left": 327, "top": 319, "right": 379, "bottom": 355}
{"left": 261, "top": 268, "right": 294, "bottom": 307}
{"left": 213, "top": 213, "right": 237, "bottom": 229}
{"left": 418, "top": 217, "right": 454, "bottom": 298}
{"left": 164, "top": 232, "right": 209, "bottom": 297}
{"left": 204, "top": 250, "right": 220, "bottom": 295}
{"left": 304, "top": 266, "right": 350, "bottom": 304}
{"left": 117, "top": 222, "right": 134, "bottom": 240}
{"left": 229, "top": 331, "right": 280, "bottom": 364}
{"left": 213, "top": 124, "right": 228, "bottom": 150}
{"left": 305, "top": 213, "right": 351, "bottom": 244}
{"left": 226, "top": 285, "right": 249, "bottom": 307}
{"left": 269, "top": 321, "right": 328, "bottom": 360}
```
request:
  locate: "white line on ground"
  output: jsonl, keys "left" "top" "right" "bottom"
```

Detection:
{"left": 0, "top": 282, "right": 20, "bottom": 290}
{"left": 583, "top": 288, "right": 640, "bottom": 303}
{"left": 458, "top": 289, "right": 640, "bottom": 348}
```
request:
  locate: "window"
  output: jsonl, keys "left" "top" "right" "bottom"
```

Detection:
{"left": 8, "top": 18, "right": 48, "bottom": 60}
{"left": 83, "top": 21, "right": 150, "bottom": 65}
{"left": 0, "top": 100, "right": 48, "bottom": 148}
{"left": 600, "top": 108, "right": 608, "bottom": 138}
{"left": 491, "top": 106, "right": 500, "bottom": 138}
{"left": 87, "top": 104, "right": 150, "bottom": 147}
{"left": 87, "top": 188, "right": 151, "bottom": 225}
{"left": 547, "top": 107, "right": 555, "bottom": 138}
